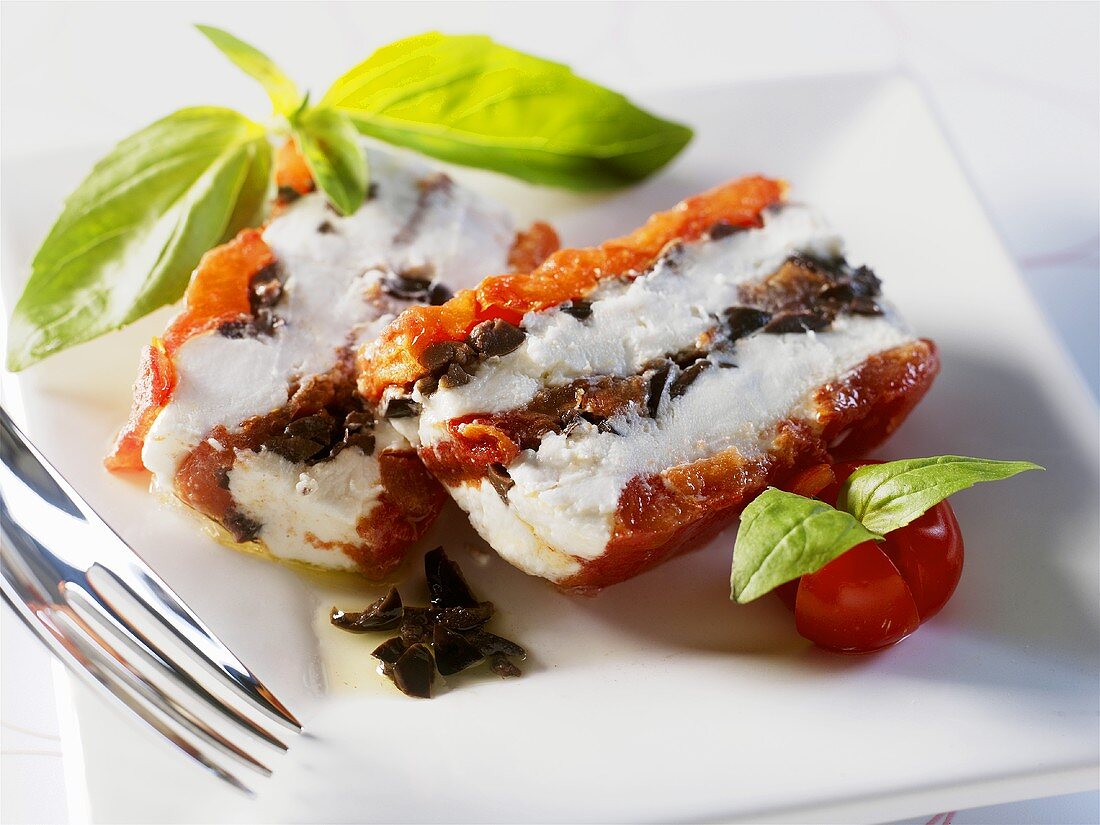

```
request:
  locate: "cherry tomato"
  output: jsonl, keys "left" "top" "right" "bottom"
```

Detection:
{"left": 778, "top": 460, "right": 964, "bottom": 653}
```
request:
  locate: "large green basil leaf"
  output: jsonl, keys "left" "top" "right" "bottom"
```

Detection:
{"left": 196, "top": 25, "right": 302, "bottom": 115}
{"left": 7, "top": 107, "right": 271, "bottom": 371}
{"left": 291, "top": 106, "right": 368, "bottom": 216}
{"left": 322, "top": 32, "right": 692, "bottom": 190}
{"left": 837, "top": 456, "right": 1044, "bottom": 535}
{"left": 731, "top": 488, "right": 882, "bottom": 604}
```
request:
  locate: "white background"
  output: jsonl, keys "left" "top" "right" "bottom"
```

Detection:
{"left": 2, "top": 2, "right": 1097, "bottom": 823}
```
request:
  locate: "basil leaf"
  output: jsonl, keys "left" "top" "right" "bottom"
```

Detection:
{"left": 731, "top": 488, "right": 882, "bottom": 604}
{"left": 322, "top": 32, "right": 692, "bottom": 190}
{"left": 7, "top": 107, "right": 271, "bottom": 371}
{"left": 196, "top": 25, "right": 301, "bottom": 115}
{"left": 291, "top": 107, "right": 368, "bottom": 216}
{"left": 838, "top": 456, "right": 1044, "bottom": 535}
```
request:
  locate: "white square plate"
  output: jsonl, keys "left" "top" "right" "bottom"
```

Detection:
{"left": 2, "top": 73, "right": 1097, "bottom": 824}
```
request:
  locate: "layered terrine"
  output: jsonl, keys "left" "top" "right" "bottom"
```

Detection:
{"left": 106, "top": 143, "right": 557, "bottom": 577}
{"left": 359, "top": 177, "right": 939, "bottom": 589}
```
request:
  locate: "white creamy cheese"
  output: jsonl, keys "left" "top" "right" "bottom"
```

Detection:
{"left": 142, "top": 146, "right": 515, "bottom": 567}
{"left": 415, "top": 204, "right": 917, "bottom": 575}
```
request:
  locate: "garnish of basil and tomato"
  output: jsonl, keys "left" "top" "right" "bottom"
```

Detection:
{"left": 730, "top": 456, "right": 1042, "bottom": 653}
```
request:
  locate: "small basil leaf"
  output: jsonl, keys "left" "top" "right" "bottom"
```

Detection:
{"left": 291, "top": 107, "right": 368, "bottom": 216}
{"left": 196, "top": 25, "right": 301, "bottom": 115}
{"left": 731, "top": 488, "right": 882, "bottom": 604}
{"left": 838, "top": 456, "right": 1044, "bottom": 535}
{"left": 322, "top": 32, "right": 692, "bottom": 190}
{"left": 7, "top": 107, "right": 271, "bottom": 371}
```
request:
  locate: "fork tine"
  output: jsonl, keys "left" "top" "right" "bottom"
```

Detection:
{"left": 0, "top": 586, "right": 254, "bottom": 795}
{"left": 93, "top": 560, "right": 302, "bottom": 732}
{"left": 73, "top": 566, "right": 291, "bottom": 751}
{"left": 54, "top": 592, "right": 273, "bottom": 776}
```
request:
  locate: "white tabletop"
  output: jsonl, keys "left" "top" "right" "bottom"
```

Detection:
{"left": 2, "top": 3, "right": 1097, "bottom": 823}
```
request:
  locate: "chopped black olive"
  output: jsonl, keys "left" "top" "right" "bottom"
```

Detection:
{"left": 338, "top": 431, "right": 376, "bottom": 456}
{"left": 392, "top": 644, "right": 435, "bottom": 698}
{"left": 486, "top": 464, "right": 514, "bottom": 501}
{"left": 722, "top": 306, "right": 772, "bottom": 341}
{"left": 818, "top": 282, "right": 856, "bottom": 303}
{"left": 330, "top": 587, "right": 404, "bottom": 632}
{"left": 217, "top": 319, "right": 252, "bottom": 339}
{"left": 414, "top": 374, "right": 439, "bottom": 397}
{"left": 645, "top": 364, "right": 672, "bottom": 417}
{"left": 669, "top": 360, "right": 712, "bottom": 399}
{"left": 560, "top": 300, "right": 593, "bottom": 320}
{"left": 489, "top": 654, "right": 522, "bottom": 678}
{"left": 596, "top": 418, "right": 624, "bottom": 435}
{"left": 381, "top": 396, "right": 421, "bottom": 419}
{"left": 432, "top": 625, "right": 485, "bottom": 676}
{"left": 464, "top": 630, "right": 527, "bottom": 660}
{"left": 764, "top": 311, "right": 833, "bottom": 334}
{"left": 435, "top": 601, "right": 495, "bottom": 631}
{"left": 418, "top": 341, "right": 458, "bottom": 372}
{"left": 344, "top": 410, "right": 374, "bottom": 432}
{"left": 399, "top": 606, "right": 434, "bottom": 645}
{"left": 251, "top": 307, "right": 284, "bottom": 336}
{"left": 428, "top": 283, "right": 453, "bottom": 306}
{"left": 424, "top": 547, "right": 479, "bottom": 609}
{"left": 708, "top": 221, "right": 745, "bottom": 240}
{"left": 265, "top": 434, "right": 325, "bottom": 463}
{"left": 560, "top": 408, "right": 585, "bottom": 435}
{"left": 467, "top": 319, "right": 526, "bottom": 358}
{"left": 371, "top": 637, "right": 408, "bottom": 665}
{"left": 223, "top": 510, "right": 261, "bottom": 543}
{"left": 849, "top": 265, "right": 882, "bottom": 297}
{"left": 848, "top": 297, "right": 883, "bottom": 316}
{"left": 437, "top": 362, "right": 470, "bottom": 390}
{"left": 381, "top": 271, "right": 433, "bottom": 300}
{"left": 250, "top": 265, "right": 283, "bottom": 310}
{"left": 317, "top": 221, "right": 336, "bottom": 234}
{"left": 286, "top": 412, "right": 335, "bottom": 443}
{"left": 367, "top": 182, "right": 379, "bottom": 200}
{"left": 277, "top": 186, "right": 301, "bottom": 203}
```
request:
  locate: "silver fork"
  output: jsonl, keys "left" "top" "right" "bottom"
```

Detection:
{"left": 0, "top": 406, "right": 301, "bottom": 793}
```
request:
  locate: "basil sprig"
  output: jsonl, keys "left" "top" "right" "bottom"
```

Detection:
{"left": 731, "top": 455, "right": 1042, "bottom": 604}
{"left": 8, "top": 27, "right": 691, "bottom": 370}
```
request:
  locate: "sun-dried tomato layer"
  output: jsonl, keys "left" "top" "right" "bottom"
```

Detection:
{"left": 105, "top": 230, "right": 275, "bottom": 470}
{"left": 557, "top": 339, "right": 940, "bottom": 589}
{"left": 359, "top": 176, "right": 786, "bottom": 401}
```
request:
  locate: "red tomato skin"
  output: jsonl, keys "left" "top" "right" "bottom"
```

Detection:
{"left": 795, "top": 541, "right": 921, "bottom": 653}
{"left": 879, "top": 502, "right": 963, "bottom": 621}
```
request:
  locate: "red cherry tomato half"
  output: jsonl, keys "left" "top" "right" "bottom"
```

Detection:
{"left": 778, "top": 461, "right": 964, "bottom": 653}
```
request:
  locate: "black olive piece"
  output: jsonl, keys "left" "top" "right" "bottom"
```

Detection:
{"left": 467, "top": 319, "right": 526, "bottom": 358}
{"left": 341, "top": 431, "right": 376, "bottom": 456}
{"left": 414, "top": 374, "right": 439, "bottom": 397}
{"left": 392, "top": 644, "right": 435, "bottom": 698}
{"left": 849, "top": 265, "right": 882, "bottom": 297}
{"left": 818, "top": 283, "right": 856, "bottom": 303}
{"left": 658, "top": 241, "right": 687, "bottom": 272}
{"left": 428, "top": 283, "right": 453, "bottom": 306}
{"left": 251, "top": 308, "right": 283, "bottom": 336}
{"left": 381, "top": 272, "right": 432, "bottom": 300}
{"left": 371, "top": 637, "right": 408, "bottom": 665}
{"left": 485, "top": 464, "right": 514, "bottom": 501}
{"left": 217, "top": 319, "right": 253, "bottom": 339}
{"left": 223, "top": 510, "right": 261, "bottom": 543}
{"left": 848, "top": 297, "right": 884, "bottom": 316}
{"left": 424, "top": 547, "right": 479, "bottom": 609}
{"left": 723, "top": 306, "right": 772, "bottom": 341}
{"left": 265, "top": 434, "right": 325, "bottom": 463}
{"left": 489, "top": 654, "right": 522, "bottom": 678}
{"left": 764, "top": 311, "right": 832, "bottom": 335}
{"left": 399, "top": 606, "right": 434, "bottom": 645}
{"left": 560, "top": 300, "right": 593, "bottom": 320}
{"left": 381, "top": 396, "right": 421, "bottom": 419}
{"left": 645, "top": 364, "right": 672, "bottom": 417}
{"left": 435, "top": 601, "right": 495, "bottom": 631}
{"left": 250, "top": 265, "right": 283, "bottom": 309}
{"left": 317, "top": 221, "right": 336, "bottom": 234}
{"left": 286, "top": 412, "right": 335, "bottom": 442}
{"left": 344, "top": 410, "right": 374, "bottom": 432}
{"left": 276, "top": 185, "right": 301, "bottom": 203}
{"left": 432, "top": 625, "right": 486, "bottom": 676}
{"left": 417, "top": 341, "right": 458, "bottom": 372}
{"left": 669, "top": 360, "right": 711, "bottom": 399}
{"left": 596, "top": 418, "right": 624, "bottom": 435}
{"left": 330, "top": 587, "right": 404, "bottom": 632}
{"left": 438, "top": 362, "right": 470, "bottom": 390}
{"left": 367, "top": 182, "right": 379, "bottom": 200}
{"left": 462, "top": 630, "right": 526, "bottom": 660}
{"left": 708, "top": 221, "right": 745, "bottom": 240}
